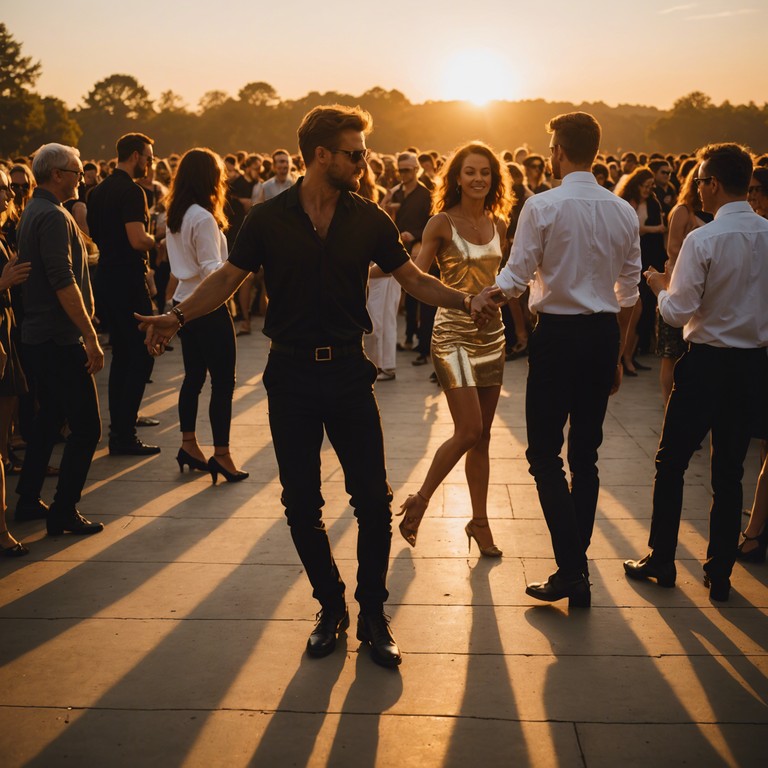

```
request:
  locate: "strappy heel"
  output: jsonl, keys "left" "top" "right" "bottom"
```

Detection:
{"left": 465, "top": 519, "right": 503, "bottom": 558}
{"left": 395, "top": 491, "right": 429, "bottom": 547}
{"left": 176, "top": 447, "right": 209, "bottom": 473}
{"left": 736, "top": 528, "right": 768, "bottom": 563}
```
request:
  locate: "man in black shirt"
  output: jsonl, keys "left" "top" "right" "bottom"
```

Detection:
{"left": 87, "top": 133, "right": 160, "bottom": 456}
{"left": 136, "top": 105, "right": 498, "bottom": 668}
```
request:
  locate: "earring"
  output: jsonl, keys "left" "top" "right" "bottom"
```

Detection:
{"left": 456, "top": 184, "right": 462, "bottom": 195}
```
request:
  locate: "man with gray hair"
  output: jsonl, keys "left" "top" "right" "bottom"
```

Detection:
{"left": 14, "top": 143, "right": 104, "bottom": 535}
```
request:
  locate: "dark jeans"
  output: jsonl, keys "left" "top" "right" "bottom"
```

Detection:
{"left": 649, "top": 343, "right": 768, "bottom": 580}
{"left": 525, "top": 313, "right": 620, "bottom": 578}
{"left": 404, "top": 293, "right": 419, "bottom": 345}
{"left": 178, "top": 304, "right": 236, "bottom": 446}
{"left": 262, "top": 348, "right": 392, "bottom": 613}
{"left": 16, "top": 341, "right": 101, "bottom": 512}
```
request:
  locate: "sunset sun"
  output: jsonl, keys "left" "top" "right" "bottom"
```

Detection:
{"left": 440, "top": 49, "right": 515, "bottom": 106}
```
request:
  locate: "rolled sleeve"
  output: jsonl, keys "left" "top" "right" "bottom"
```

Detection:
{"left": 614, "top": 230, "right": 642, "bottom": 307}
{"left": 38, "top": 211, "right": 76, "bottom": 291}
{"left": 191, "top": 213, "right": 226, "bottom": 278}
{"left": 373, "top": 211, "right": 410, "bottom": 273}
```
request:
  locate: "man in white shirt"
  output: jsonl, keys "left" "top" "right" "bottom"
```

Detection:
{"left": 624, "top": 143, "right": 768, "bottom": 602}
{"left": 490, "top": 111, "right": 641, "bottom": 607}
{"left": 252, "top": 149, "right": 294, "bottom": 204}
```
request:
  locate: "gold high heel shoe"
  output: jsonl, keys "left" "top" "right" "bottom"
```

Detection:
{"left": 396, "top": 491, "right": 429, "bottom": 547}
{"left": 465, "top": 520, "right": 503, "bottom": 558}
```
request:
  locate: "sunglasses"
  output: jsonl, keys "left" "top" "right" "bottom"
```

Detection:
{"left": 693, "top": 177, "right": 713, "bottom": 187}
{"left": 330, "top": 148, "right": 370, "bottom": 163}
{"left": 397, "top": 167, "right": 415, "bottom": 173}
{"left": 10, "top": 183, "right": 30, "bottom": 192}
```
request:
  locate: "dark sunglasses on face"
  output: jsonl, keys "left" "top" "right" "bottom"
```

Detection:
{"left": 693, "top": 177, "right": 713, "bottom": 187}
{"left": 11, "top": 183, "right": 30, "bottom": 192}
{"left": 331, "top": 148, "right": 370, "bottom": 163}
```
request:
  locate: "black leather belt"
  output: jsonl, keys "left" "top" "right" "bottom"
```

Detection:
{"left": 269, "top": 341, "right": 364, "bottom": 361}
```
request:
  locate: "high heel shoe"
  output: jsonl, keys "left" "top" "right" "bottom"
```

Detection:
{"left": 176, "top": 447, "right": 209, "bottom": 473}
{"left": 736, "top": 528, "right": 768, "bottom": 563}
{"left": 465, "top": 520, "right": 503, "bottom": 558}
{"left": 395, "top": 491, "right": 428, "bottom": 547}
{"left": 208, "top": 456, "right": 249, "bottom": 485}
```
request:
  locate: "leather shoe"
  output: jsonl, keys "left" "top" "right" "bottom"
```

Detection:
{"left": 704, "top": 574, "right": 731, "bottom": 602}
{"left": 109, "top": 439, "right": 161, "bottom": 456}
{"left": 306, "top": 606, "right": 349, "bottom": 658}
{"left": 136, "top": 416, "right": 160, "bottom": 427}
{"left": 525, "top": 571, "right": 591, "bottom": 608}
{"left": 357, "top": 612, "right": 402, "bottom": 667}
{"left": 47, "top": 508, "right": 104, "bottom": 536}
{"left": 623, "top": 553, "right": 676, "bottom": 587}
{"left": 15, "top": 496, "right": 49, "bottom": 522}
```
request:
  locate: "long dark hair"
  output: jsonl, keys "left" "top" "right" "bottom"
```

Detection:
{"left": 615, "top": 166, "right": 654, "bottom": 205}
{"left": 166, "top": 148, "right": 228, "bottom": 234}
{"left": 434, "top": 141, "right": 512, "bottom": 218}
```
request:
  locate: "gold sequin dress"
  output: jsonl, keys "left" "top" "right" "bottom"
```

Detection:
{"left": 431, "top": 216, "right": 505, "bottom": 389}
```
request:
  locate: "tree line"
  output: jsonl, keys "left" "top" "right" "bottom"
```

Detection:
{"left": 2, "top": 24, "right": 767, "bottom": 160}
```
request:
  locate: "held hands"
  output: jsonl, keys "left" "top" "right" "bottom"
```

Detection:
{"left": 134, "top": 311, "right": 180, "bottom": 357}
{"left": 643, "top": 266, "right": 670, "bottom": 297}
{"left": 470, "top": 286, "right": 506, "bottom": 329}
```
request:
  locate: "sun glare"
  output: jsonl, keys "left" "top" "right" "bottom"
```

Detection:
{"left": 440, "top": 49, "right": 515, "bottom": 106}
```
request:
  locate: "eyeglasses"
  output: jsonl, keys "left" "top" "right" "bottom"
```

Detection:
{"left": 693, "top": 176, "right": 713, "bottom": 187}
{"left": 330, "top": 148, "right": 370, "bottom": 163}
{"left": 10, "top": 183, "right": 30, "bottom": 192}
{"left": 748, "top": 185, "right": 766, "bottom": 195}
{"left": 57, "top": 168, "right": 85, "bottom": 180}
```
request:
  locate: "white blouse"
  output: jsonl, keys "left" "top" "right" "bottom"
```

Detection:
{"left": 166, "top": 204, "right": 228, "bottom": 303}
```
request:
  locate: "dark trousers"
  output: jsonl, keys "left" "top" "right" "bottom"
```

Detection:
{"left": 649, "top": 343, "right": 767, "bottom": 580}
{"left": 262, "top": 349, "right": 392, "bottom": 613}
{"left": 97, "top": 271, "right": 154, "bottom": 442}
{"left": 16, "top": 341, "right": 101, "bottom": 511}
{"left": 416, "top": 302, "right": 436, "bottom": 357}
{"left": 525, "top": 313, "right": 620, "bottom": 578}
{"left": 404, "top": 293, "right": 419, "bottom": 344}
{"left": 178, "top": 304, "right": 236, "bottom": 446}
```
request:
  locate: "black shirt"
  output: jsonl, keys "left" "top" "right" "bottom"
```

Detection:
{"left": 391, "top": 181, "right": 431, "bottom": 252}
{"left": 86, "top": 168, "right": 149, "bottom": 273}
{"left": 228, "top": 178, "right": 409, "bottom": 347}
{"left": 225, "top": 174, "right": 255, "bottom": 247}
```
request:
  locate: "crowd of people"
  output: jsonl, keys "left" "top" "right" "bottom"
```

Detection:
{"left": 1, "top": 104, "right": 766, "bottom": 669}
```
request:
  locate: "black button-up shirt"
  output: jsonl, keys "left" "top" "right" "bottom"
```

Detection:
{"left": 228, "top": 179, "right": 409, "bottom": 347}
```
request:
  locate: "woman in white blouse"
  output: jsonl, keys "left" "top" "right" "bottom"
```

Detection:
{"left": 165, "top": 149, "right": 247, "bottom": 483}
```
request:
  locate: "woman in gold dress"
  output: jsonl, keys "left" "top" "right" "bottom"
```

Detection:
{"left": 397, "top": 142, "right": 512, "bottom": 556}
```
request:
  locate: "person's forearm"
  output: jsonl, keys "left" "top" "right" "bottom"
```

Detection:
{"left": 174, "top": 262, "right": 247, "bottom": 323}
{"left": 56, "top": 283, "right": 98, "bottom": 341}
{"left": 405, "top": 271, "right": 465, "bottom": 310}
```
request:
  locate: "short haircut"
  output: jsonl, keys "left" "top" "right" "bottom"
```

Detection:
{"left": 271, "top": 148, "right": 291, "bottom": 161}
{"left": 31, "top": 143, "right": 81, "bottom": 184}
{"left": 649, "top": 159, "right": 670, "bottom": 173}
{"left": 223, "top": 154, "right": 238, "bottom": 167}
{"left": 547, "top": 112, "right": 601, "bottom": 166}
{"left": 697, "top": 143, "right": 753, "bottom": 196}
{"left": 417, "top": 152, "right": 434, "bottom": 165}
{"left": 116, "top": 133, "right": 153, "bottom": 162}
{"left": 621, "top": 151, "right": 638, "bottom": 164}
{"left": 397, "top": 151, "right": 419, "bottom": 168}
{"left": 297, "top": 104, "right": 372, "bottom": 166}
{"left": 753, "top": 166, "right": 768, "bottom": 188}
{"left": 83, "top": 161, "right": 98, "bottom": 172}
{"left": 523, "top": 153, "right": 545, "bottom": 169}
{"left": 592, "top": 162, "right": 609, "bottom": 178}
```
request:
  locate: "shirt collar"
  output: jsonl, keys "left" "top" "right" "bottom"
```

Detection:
{"left": 32, "top": 188, "right": 62, "bottom": 206}
{"left": 560, "top": 171, "right": 598, "bottom": 185}
{"left": 285, "top": 176, "right": 355, "bottom": 212}
{"left": 714, "top": 200, "right": 753, "bottom": 219}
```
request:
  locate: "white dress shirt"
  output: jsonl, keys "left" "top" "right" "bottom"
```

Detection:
{"left": 166, "top": 204, "right": 228, "bottom": 302}
{"left": 496, "top": 172, "right": 641, "bottom": 313}
{"left": 658, "top": 200, "right": 768, "bottom": 348}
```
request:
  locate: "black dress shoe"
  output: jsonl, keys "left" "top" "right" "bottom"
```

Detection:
{"left": 623, "top": 553, "right": 676, "bottom": 587}
{"left": 306, "top": 607, "right": 349, "bottom": 658}
{"left": 357, "top": 612, "right": 402, "bottom": 667}
{"left": 136, "top": 416, "right": 160, "bottom": 427}
{"left": 15, "top": 496, "right": 49, "bottom": 522}
{"left": 46, "top": 509, "right": 104, "bottom": 536}
{"left": 109, "top": 439, "right": 161, "bottom": 456}
{"left": 525, "top": 571, "right": 591, "bottom": 607}
{"left": 632, "top": 358, "right": 652, "bottom": 371}
{"left": 1, "top": 542, "right": 30, "bottom": 557}
{"left": 704, "top": 574, "right": 731, "bottom": 602}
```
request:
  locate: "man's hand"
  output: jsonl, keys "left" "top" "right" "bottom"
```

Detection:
{"left": 644, "top": 266, "right": 670, "bottom": 297}
{"left": 469, "top": 287, "right": 504, "bottom": 329}
{"left": 83, "top": 335, "right": 104, "bottom": 374}
{"left": 400, "top": 231, "right": 415, "bottom": 245}
{"left": 0, "top": 256, "right": 32, "bottom": 291}
{"left": 135, "top": 311, "right": 181, "bottom": 357}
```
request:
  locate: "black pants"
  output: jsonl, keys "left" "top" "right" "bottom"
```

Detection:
{"left": 97, "top": 270, "right": 154, "bottom": 442}
{"left": 525, "top": 313, "right": 620, "bottom": 578}
{"left": 649, "top": 343, "right": 768, "bottom": 580}
{"left": 263, "top": 349, "right": 392, "bottom": 613}
{"left": 416, "top": 302, "right": 436, "bottom": 357}
{"left": 404, "top": 293, "right": 419, "bottom": 345}
{"left": 16, "top": 341, "right": 101, "bottom": 511}
{"left": 178, "top": 304, "right": 236, "bottom": 446}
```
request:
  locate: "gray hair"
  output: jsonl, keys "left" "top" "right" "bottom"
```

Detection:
{"left": 32, "top": 143, "right": 81, "bottom": 184}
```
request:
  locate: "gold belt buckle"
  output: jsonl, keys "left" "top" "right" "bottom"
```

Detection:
{"left": 314, "top": 346, "right": 332, "bottom": 361}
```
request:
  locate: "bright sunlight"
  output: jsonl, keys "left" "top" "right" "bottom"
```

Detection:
{"left": 440, "top": 49, "right": 516, "bottom": 106}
